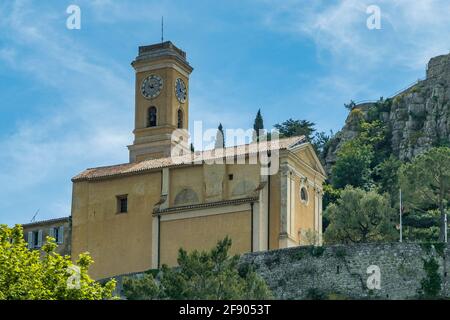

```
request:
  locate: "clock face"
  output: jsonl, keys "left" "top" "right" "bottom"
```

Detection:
{"left": 141, "top": 75, "right": 163, "bottom": 99}
{"left": 175, "top": 78, "right": 187, "bottom": 103}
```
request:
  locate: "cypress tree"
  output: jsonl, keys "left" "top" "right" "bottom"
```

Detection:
{"left": 215, "top": 123, "right": 225, "bottom": 148}
{"left": 253, "top": 109, "right": 264, "bottom": 141}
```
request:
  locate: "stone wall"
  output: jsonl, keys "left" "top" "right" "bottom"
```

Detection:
{"left": 240, "top": 243, "right": 449, "bottom": 300}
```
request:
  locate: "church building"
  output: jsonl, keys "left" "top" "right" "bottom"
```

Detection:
{"left": 71, "top": 41, "right": 326, "bottom": 280}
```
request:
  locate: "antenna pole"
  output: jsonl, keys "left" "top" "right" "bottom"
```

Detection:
{"left": 161, "top": 16, "right": 164, "bottom": 43}
{"left": 31, "top": 209, "right": 40, "bottom": 223}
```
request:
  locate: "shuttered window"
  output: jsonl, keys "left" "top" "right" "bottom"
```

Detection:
{"left": 37, "top": 230, "right": 43, "bottom": 248}
{"left": 58, "top": 226, "right": 64, "bottom": 244}
{"left": 49, "top": 227, "right": 55, "bottom": 239}
{"left": 27, "top": 231, "right": 33, "bottom": 249}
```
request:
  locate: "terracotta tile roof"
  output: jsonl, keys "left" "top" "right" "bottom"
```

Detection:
{"left": 72, "top": 136, "right": 306, "bottom": 182}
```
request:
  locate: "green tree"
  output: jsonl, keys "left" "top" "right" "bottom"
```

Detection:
{"left": 402, "top": 209, "right": 440, "bottom": 242}
{"left": 253, "top": 109, "right": 264, "bottom": 141}
{"left": 123, "top": 237, "right": 272, "bottom": 300}
{"left": 399, "top": 147, "right": 450, "bottom": 242}
{"left": 322, "top": 184, "right": 341, "bottom": 232}
{"left": 356, "top": 120, "right": 391, "bottom": 168}
{"left": 312, "top": 131, "right": 332, "bottom": 158}
{"left": 274, "top": 118, "right": 316, "bottom": 140}
{"left": 0, "top": 225, "right": 116, "bottom": 300}
{"left": 373, "top": 155, "right": 402, "bottom": 200}
{"left": 323, "top": 187, "right": 397, "bottom": 244}
{"left": 331, "top": 139, "right": 374, "bottom": 189}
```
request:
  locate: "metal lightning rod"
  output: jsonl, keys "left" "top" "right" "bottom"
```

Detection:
{"left": 161, "top": 16, "right": 164, "bottom": 43}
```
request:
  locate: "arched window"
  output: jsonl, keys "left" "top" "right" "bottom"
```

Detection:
{"left": 177, "top": 108, "right": 184, "bottom": 129}
{"left": 300, "top": 186, "right": 309, "bottom": 204}
{"left": 148, "top": 107, "right": 157, "bottom": 127}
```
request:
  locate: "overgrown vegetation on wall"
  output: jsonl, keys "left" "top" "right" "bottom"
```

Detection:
{"left": 122, "top": 237, "right": 272, "bottom": 300}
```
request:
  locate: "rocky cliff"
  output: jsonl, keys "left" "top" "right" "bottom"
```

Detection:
{"left": 324, "top": 53, "right": 450, "bottom": 172}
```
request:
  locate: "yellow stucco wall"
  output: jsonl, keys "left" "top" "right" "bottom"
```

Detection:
{"left": 288, "top": 146, "right": 326, "bottom": 245}
{"left": 292, "top": 173, "right": 316, "bottom": 244}
{"left": 159, "top": 210, "right": 252, "bottom": 266}
{"left": 134, "top": 63, "right": 189, "bottom": 131}
{"left": 169, "top": 163, "right": 261, "bottom": 207}
{"left": 170, "top": 165, "right": 204, "bottom": 205}
{"left": 71, "top": 145, "right": 325, "bottom": 278}
{"left": 71, "top": 172, "right": 161, "bottom": 280}
{"left": 226, "top": 164, "right": 260, "bottom": 199}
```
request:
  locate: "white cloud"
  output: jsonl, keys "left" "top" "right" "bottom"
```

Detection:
{"left": 252, "top": 0, "right": 450, "bottom": 131}
{"left": 0, "top": 0, "right": 237, "bottom": 224}
{"left": 260, "top": 0, "right": 450, "bottom": 71}
{"left": 0, "top": 0, "right": 134, "bottom": 223}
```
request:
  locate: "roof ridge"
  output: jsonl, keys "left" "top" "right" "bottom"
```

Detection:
{"left": 21, "top": 216, "right": 71, "bottom": 227}
{"left": 72, "top": 135, "right": 307, "bottom": 182}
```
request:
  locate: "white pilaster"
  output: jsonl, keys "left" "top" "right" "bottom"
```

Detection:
{"left": 290, "top": 174, "right": 296, "bottom": 237}
{"left": 279, "top": 164, "right": 297, "bottom": 248}
{"left": 160, "top": 168, "right": 170, "bottom": 209}
{"left": 253, "top": 176, "right": 269, "bottom": 252}
{"left": 151, "top": 215, "right": 159, "bottom": 269}
{"left": 151, "top": 168, "right": 170, "bottom": 269}
{"left": 318, "top": 190, "right": 323, "bottom": 245}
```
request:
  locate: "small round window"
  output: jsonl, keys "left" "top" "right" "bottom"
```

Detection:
{"left": 300, "top": 186, "right": 308, "bottom": 204}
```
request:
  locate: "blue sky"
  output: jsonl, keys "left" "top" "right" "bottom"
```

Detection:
{"left": 1, "top": 0, "right": 450, "bottom": 225}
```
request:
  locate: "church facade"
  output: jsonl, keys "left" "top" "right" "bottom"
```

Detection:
{"left": 71, "top": 41, "right": 326, "bottom": 280}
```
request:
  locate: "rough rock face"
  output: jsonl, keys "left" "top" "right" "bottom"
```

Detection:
{"left": 324, "top": 53, "right": 450, "bottom": 173}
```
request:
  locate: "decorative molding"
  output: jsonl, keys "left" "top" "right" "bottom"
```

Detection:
{"left": 157, "top": 201, "right": 255, "bottom": 222}
{"left": 134, "top": 62, "right": 191, "bottom": 78}
{"left": 155, "top": 197, "right": 258, "bottom": 215}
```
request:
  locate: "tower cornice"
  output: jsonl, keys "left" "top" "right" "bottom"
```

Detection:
{"left": 131, "top": 41, "right": 193, "bottom": 74}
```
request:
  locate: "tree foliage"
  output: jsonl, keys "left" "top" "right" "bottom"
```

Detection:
{"left": 312, "top": 131, "right": 333, "bottom": 158}
{"left": 325, "top": 99, "right": 448, "bottom": 243}
{"left": 402, "top": 209, "right": 440, "bottom": 242}
{"left": 123, "top": 237, "right": 272, "bottom": 300}
{"left": 0, "top": 225, "right": 116, "bottom": 300}
{"left": 331, "top": 139, "right": 374, "bottom": 189}
{"left": 274, "top": 118, "right": 316, "bottom": 140}
{"left": 322, "top": 184, "right": 342, "bottom": 231}
{"left": 373, "top": 155, "right": 402, "bottom": 200}
{"left": 323, "top": 187, "right": 397, "bottom": 244}
{"left": 399, "top": 147, "right": 450, "bottom": 242}
{"left": 253, "top": 109, "right": 265, "bottom": 141}
{"left": 273, "top": 118, "right": 331, "bottom": 156}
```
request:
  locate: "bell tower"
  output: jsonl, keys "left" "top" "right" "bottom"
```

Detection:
{"left": 128, "top": 41, "right": 193, "bottom": 162}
